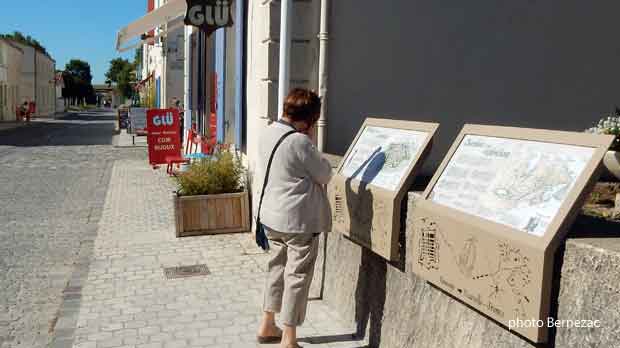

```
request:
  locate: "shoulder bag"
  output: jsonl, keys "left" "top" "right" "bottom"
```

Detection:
{"left": 255, "top": 129, "right": 297, "bottom": 250}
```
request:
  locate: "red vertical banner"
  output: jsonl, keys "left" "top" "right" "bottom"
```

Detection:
{"left": 147, "top": 108, "right": 181, "bottom": 165}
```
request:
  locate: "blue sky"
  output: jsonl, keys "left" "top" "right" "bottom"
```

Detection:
{"left": 0, "top": 0, "right": 147, "bottom": 84}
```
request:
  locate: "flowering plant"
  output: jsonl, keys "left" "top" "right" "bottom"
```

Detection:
{"left": 586, "top": 108, "right": 620, "bottom": 151}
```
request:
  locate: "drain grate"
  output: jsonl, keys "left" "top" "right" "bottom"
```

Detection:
{"left": 163, "top": 264, "right": 210, "bottom": 279}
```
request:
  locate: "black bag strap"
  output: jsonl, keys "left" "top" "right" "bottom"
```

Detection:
{"left": 257, "top": 130, "right": 297, "bottom": 220}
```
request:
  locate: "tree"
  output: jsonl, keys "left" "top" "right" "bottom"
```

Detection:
{"left": 105, "top": 58, "right": 130, "bottom": 84}
{"left": 63, "top": 59, "right": 96, "bottom": 106}
{"left": 105, "top": 57, "right": 137, "bottom": 101}
{"left": 65, "top": 59, "right": 93, "bottom": 85}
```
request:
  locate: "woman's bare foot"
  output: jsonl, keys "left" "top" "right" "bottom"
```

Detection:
{"left": 280, "top": 324, "right": 299, "bottom": 348}
{"left": 257, "top": 311, "right": 282, "bottom": 342}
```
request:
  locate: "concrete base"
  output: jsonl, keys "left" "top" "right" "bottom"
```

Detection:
{"left": 322, "top": 192, "right": 620, "bottom": 348}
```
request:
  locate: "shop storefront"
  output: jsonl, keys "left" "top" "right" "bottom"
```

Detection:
{"left": 116, "top": 0, "right": 246, "bottom": 149}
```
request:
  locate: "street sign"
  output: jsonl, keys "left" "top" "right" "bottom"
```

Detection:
{"left": 118, "top": 108, "right": 129, "bottom": 129}
{"left": 129, "top": 107, "right": 147, "bottom": 135}
{"left": 147, "top": 108, "right": 182, "bottom": 166}
{"left": 184, "top": 0, "right": 234, "bottom": 36}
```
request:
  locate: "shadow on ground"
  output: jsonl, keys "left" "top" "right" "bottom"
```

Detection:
{"left": 0, "top": 112, "right": 116, "bottom": 147}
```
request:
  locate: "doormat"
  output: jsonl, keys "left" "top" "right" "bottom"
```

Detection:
{"left": 163, "top": 264, "right": 210, "bottom": 279}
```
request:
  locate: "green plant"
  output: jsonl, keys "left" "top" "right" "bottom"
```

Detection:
{"left": 175, "top": 151, "right": 245, "bottom": 196}
{"left": 105, "top": 57, "right": 137, "bottom": 100}
{"left": 586, "top": 108, "right": 620, "bottom": 151}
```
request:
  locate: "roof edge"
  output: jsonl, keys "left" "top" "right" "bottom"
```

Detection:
{"left": 0, "top": 37, "right": 25, "bottom": 53}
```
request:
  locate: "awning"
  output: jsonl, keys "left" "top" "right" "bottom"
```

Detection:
{"left": 116, "top": 0, "right": 187, "bottom": 52}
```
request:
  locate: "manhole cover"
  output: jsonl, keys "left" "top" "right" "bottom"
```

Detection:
{"left": 163, "top": 264, "right": 210, "bottom": 279}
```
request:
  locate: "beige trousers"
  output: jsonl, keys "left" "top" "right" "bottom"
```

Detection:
{"left": 263, "top": 230, "right": 320, "bottom": 326}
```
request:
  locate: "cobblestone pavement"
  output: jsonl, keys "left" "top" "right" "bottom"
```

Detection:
{"left": 0, "top": 111, "right": 146, "bottom": 348}
{"left": 63, "top": 157, "right": 367, "bottom": 348}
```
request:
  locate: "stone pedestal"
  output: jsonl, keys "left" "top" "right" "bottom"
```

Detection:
{"left": 320, "top": 153, "right": 620, "bottom": 348}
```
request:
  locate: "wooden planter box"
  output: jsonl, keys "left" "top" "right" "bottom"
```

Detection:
{"left": 174, "top": 190, "right": 250, "bottom": 237}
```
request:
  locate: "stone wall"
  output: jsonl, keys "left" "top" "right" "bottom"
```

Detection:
{"left": 321, "top": 155, "right": 620, "bottom": 348}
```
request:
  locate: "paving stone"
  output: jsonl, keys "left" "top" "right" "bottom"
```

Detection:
{"left": 0, "top": 113, "right": 146, "bottom": 348}
{"left": 136, "top": 343, "right": 162, "bottom": 348}
{"left": 0, "top": 116, "right": 368, "bottom": 348}
{"left": 97, "top": 336, "right": 124, "bottom": 348}
{"left": 163, "top": 340, "right": 187, "bottom": 348}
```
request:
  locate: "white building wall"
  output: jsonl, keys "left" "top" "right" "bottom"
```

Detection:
{"left": 56, "top": 82, "right": 65, "bottom": 113}
{"left": 141, "top": 0, "right": 184, "bottom": 109}
{"left": 245, "top": 0, "right": 320, "bottom": 187}
{"left": 0, "top": 39, "right": 23, "bottom": 121}
{"left": 165, "top": 18, "right": 185, "bottom": 106}
{"left": 35, "top": 50, "right": 56, "bottom": 117}
{"left": 11, "top": 42, "right": 55, "bottom": 117}
{"left": 143, "top": 42, "right": 165, "bottom": 106}
{"left": 17, "top": 44, "right": 35, "bottom": 105}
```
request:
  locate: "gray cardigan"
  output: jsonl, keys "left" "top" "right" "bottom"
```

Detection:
{"left": 255, "top": 121, "right": 333, "bottom": 234}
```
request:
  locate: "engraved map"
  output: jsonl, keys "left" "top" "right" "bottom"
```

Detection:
{"left": 340, "top": 126, "right": 429, "bottom": 191}
{"left": 429, "top": 135, "right": 595, "bottom": 236}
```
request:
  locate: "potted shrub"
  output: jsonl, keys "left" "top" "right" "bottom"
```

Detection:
{"left": 586, "top": 109, "right": 620, "bottom": 181}
{"left": 173, "top": 150, "right": 250, "bottom": 237}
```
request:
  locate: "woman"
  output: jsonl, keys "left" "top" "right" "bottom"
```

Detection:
{"left": 19, "top": 102, "right": 29, "bottom": 122}
{"left": 256, "top": 88, "right": 333, "bottom": 348}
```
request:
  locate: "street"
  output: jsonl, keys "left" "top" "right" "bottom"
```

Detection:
{"left": 0, "top": 110, "right": 361, "bottom": 348}
{"left": 0, "top": 110, "right": 145, "bottom": 348}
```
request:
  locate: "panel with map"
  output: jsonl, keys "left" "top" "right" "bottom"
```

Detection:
{"left": 429, "top": 135, "right": 595, "bottom": 236}
{"left": 339, "top": 126, "right": 429, "bottom": 191}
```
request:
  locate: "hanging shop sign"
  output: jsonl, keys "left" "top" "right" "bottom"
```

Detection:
{"left": 329, "top": 118, "right": 439, "bottom": 261}
{"left": 147, "top": 108, "right": 182, "bottom": 166}
{"left": 409, "top": 124, "right": 614, "bottom": 343}
{"left": 184, "top": 0, "right": 234, "bottom": 36}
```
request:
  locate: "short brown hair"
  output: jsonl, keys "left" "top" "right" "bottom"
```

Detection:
{"left": 283, "top": 88, "right": 321, "bottom": 125}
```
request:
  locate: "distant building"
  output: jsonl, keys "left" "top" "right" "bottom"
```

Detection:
{"left": 0, "top": 38, "right": 24, "bottom": 121}
{"left": 11, "top": 41, "right": 56, "bottom": 118}
{"left": 55, "top": 72, "right": 65, "bottom": 113}
{"left": 93, "top": 84, "right": 121, "bottom": 108}
{"left": 139, "top": 0, "right": 185, "bottom": 109}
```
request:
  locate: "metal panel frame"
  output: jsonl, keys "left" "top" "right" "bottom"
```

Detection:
{"left": 329, "top": 117, "right": 439, "bottom": 261}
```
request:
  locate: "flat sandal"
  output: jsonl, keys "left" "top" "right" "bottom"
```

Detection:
{"left": 256, "top": 335, "right": 282, "bottom": 344}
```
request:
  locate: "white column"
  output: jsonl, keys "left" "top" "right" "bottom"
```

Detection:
{"left": 317, "top": 0, "right": 330, "bottom": 152}
{"left": 183, "top": 25, "right": 193, "bottom": 132}
{"left": 277, "top": 0, "right": 293, "bottom": 119}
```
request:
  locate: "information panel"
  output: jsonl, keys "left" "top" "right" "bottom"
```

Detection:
{"left": 340, "top": 126, "right": 429, "bottom": 191}
{"left": 129, "top": 107, "right": 147, "bottom": 134}
{"left": 430, "top": 135, "right": 595, "bottom": 236}
{"left": 410, "top": 125, "right": 614, "bottom": 343}
{"left": 330, "top": 118, "right": 438, "bottom": 261}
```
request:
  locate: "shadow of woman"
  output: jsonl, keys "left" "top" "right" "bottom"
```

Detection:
{"left": 343, "top": 149, "right": 388, "bottom": 347}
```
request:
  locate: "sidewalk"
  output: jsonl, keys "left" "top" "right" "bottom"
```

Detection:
{"left": 52, "top": 159, "right": 366, "bottom": 348}
{"left": 114, "top": 129, "right": 148, "bottom": 148}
